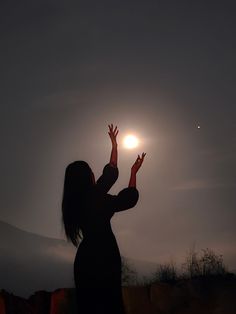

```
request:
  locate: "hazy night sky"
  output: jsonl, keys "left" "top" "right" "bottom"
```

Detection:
{"left": 1, "top": 0, "right": 236, "bottom": 269}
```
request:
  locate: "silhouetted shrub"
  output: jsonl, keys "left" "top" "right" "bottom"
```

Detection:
{"left": 122, "top": 246, "right": 229, "bottom": 287}
{"left": 151, "top": 261, "right": 178, "bottom": 284}
{"left": 182, "top": 245, "right": 202, "bottom": 279}
{"left": 182, "top": 246, "right": 227, "bottom": 279}
{"left": 121, "top": 257, "right": 138, "bottom": 286}
{"left": 200, "top": 248, "right": 226, "bottom": 276}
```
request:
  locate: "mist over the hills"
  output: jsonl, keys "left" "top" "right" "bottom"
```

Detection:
{"left": 0, "top": 220, "right": 157, "bottom": 298}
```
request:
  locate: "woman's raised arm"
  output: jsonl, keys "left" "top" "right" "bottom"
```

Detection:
{"left": 108, "top": 124, "right": 118, "bottom": 167}
{"left": 129, "top": 152, "right": 146, "bottom": 188}
{"left": 105, "top": 152, "right": 146, "bottom": 212}
{"left": 96, "top": 124, "right": 119, "bottom": 193}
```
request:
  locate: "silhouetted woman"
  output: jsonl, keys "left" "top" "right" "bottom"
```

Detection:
{"left": 61, "top": 124, "right": 145, "bottom": 314}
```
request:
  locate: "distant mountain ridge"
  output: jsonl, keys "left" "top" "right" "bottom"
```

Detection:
{"left": 0, "top": 220, "right": 157, "bottom": 298}
{"left": 0, "top": 219, "right": 76, "bottom": 298}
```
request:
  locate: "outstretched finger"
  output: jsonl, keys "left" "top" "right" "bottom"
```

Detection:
{"left": 137, "top": 155, "right": 142, "bottom": 164}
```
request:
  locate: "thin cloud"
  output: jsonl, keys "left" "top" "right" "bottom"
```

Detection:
{"left": 171, "top": 179, "right": 234, "bottom": 191}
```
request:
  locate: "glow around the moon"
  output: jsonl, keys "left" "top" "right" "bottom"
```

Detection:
{"left": 123, "top": 134, "right": 139, "bottom": 149}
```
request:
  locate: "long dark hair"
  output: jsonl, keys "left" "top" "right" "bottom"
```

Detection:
{"left": 61, "top": 160, "right": 94, "bottom": 247}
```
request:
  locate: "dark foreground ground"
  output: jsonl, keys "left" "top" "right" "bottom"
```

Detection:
{"left": 1, "top": 275, "right": 236, "bottom": 314}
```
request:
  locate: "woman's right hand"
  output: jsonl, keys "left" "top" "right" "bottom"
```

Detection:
{"left": 108, "top": 124, "right": 119, "bottom": 147}
{"left": 131, "top": 153, "right": 146, "bottom": 174}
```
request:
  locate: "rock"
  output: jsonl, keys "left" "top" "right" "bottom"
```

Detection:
{"left": 0, "top": 291, "right": 6, "bottom": 314}
{"left": 49, "top": 288, "right": 77, "bottom": 314}
{"left": 28, "top": 290, "right": 51, "bottom": 314}
{"left": 122, "top": 286, "right": 156, "bottom": 314}
{"left": 150, "top": 282, "right": 189, "bottom": 313}
{"left": 0, "top": 276, "right": 235, "bottom": 314}
{"left": 1, "top": 289, "right": 34, "bottom": 314}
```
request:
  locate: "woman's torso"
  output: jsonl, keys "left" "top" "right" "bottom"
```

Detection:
{"left": 74, "top": 188, "right": 121, "bottom": 271}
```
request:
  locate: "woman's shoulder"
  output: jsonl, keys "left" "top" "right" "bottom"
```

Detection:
{"left": 103, "top": 163, "right": 119, "bottom": 175}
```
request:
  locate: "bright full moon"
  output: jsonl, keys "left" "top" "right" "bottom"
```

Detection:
{"left": 123, "top": 134, "right": 139, "bottom": 149}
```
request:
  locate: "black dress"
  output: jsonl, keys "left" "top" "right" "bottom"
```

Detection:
{"left": 73, "top": 163, "right": 139, "bottom": 314}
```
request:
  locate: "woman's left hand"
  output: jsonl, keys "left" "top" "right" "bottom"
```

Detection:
{"left": 108, "top": 124, "right": 119, "bottom": 146}
{"left": 131, "top": 152, "right": 146, "bottom": 174}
